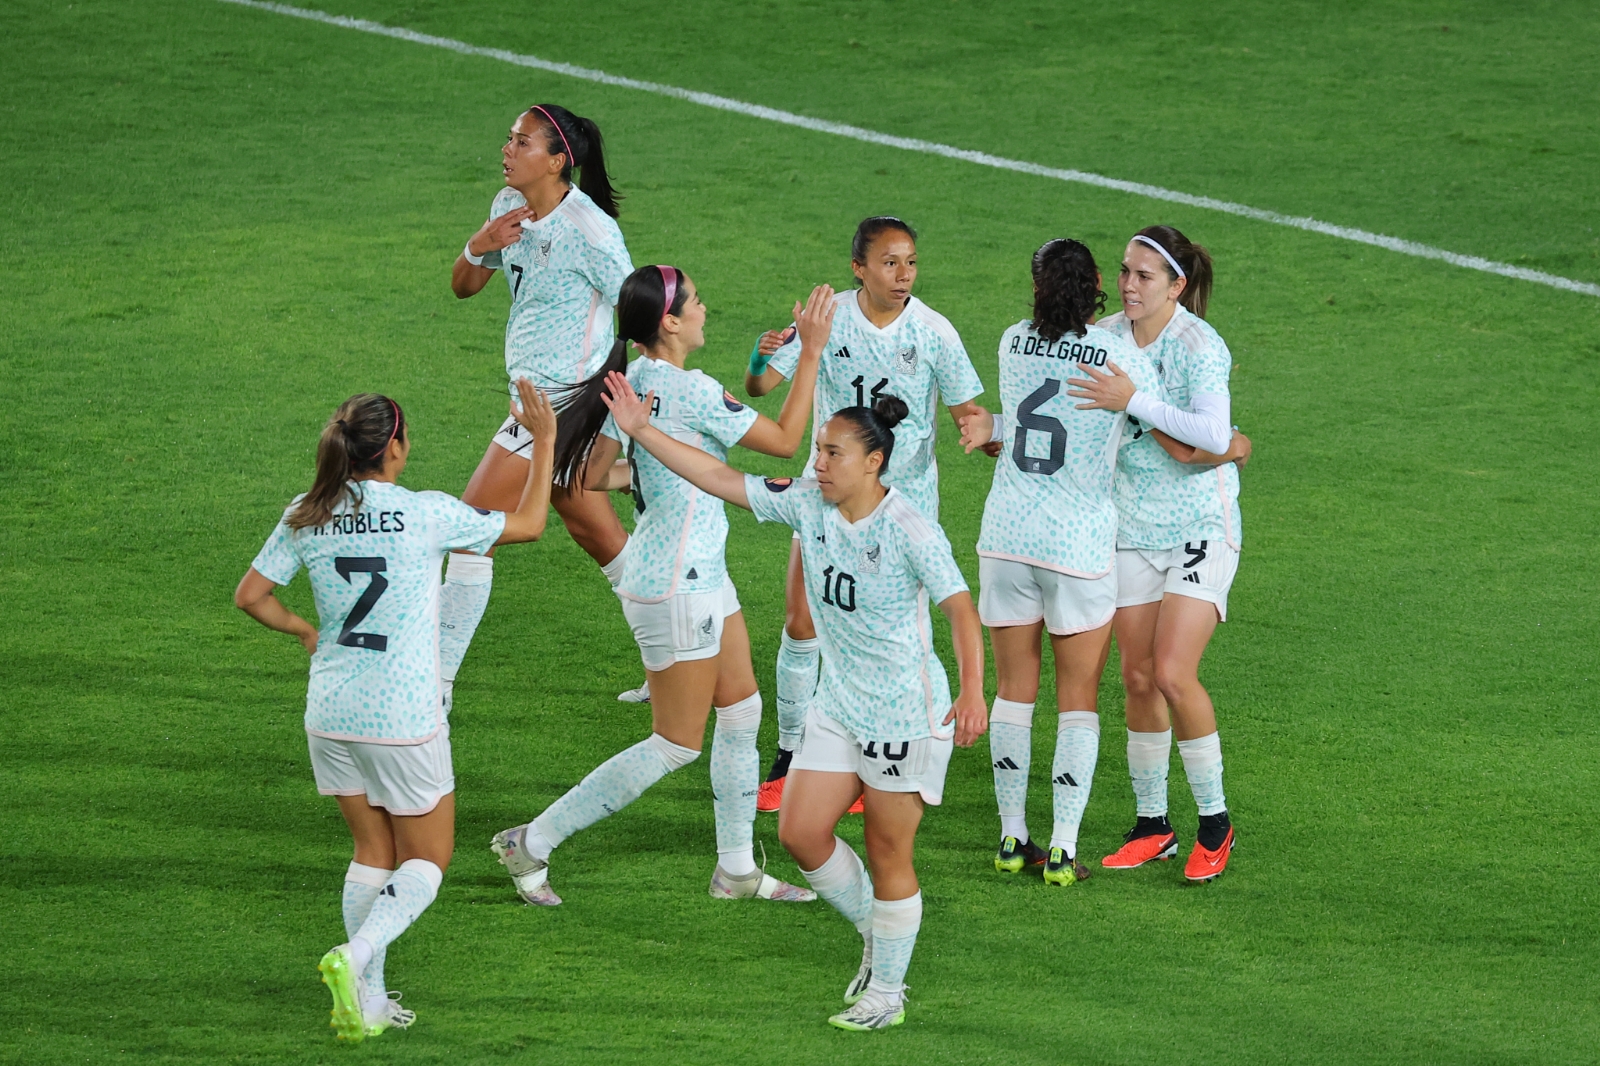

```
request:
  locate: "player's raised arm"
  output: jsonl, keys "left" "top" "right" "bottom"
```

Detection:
{"left": 601, "top": 373, "right": 753, "bottom": 511}
{"left": 744, "top": 325, "right": 796, "bottom": 396}
{"left": 734, "top": 286, "right": 835, "bottom": 457}
{"left": 452, "top": 204, "right": 534, "bottom": 299}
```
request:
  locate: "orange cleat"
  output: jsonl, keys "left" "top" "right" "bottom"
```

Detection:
{"left": 846, "top": 793, "right": 865, "bottom": 814}
{"left": 1101, "top": 817, "right": 1178, "bottom": 869}
{"left": 757, "top": 776, "right": 786, "bottom": 813}
{"left": 1184, "top": 823, "right": 1234, "bottom": 882}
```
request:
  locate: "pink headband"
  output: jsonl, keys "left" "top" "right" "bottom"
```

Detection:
{"left": 367, "top": 399, "right": 400, "bottom": 460}
{"left": 656, "top": 265, "right": 679, "bottom": 320}
{"left": 531, "top": 105, "right": 574, "bottom": 166}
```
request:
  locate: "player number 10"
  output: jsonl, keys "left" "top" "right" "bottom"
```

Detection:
{"left": 820, "top": 565, "right": 857, "bottom": 612}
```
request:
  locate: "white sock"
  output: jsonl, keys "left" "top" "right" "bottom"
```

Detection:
{"left": 533, "top": 733, "right": 699, "bottom": 849}
{"left": 800, "top": 837, "right": 874, "bottom": 936}
{"left": 1050, "top": 711, "right": 1100, "bottom": 855}
{"left": 774, "top": 629, "right": 819, "bottom": 753}
{"left": 866, "top": 893, "right": 921, "bottom": 998}
{"left": 349, "top": 859, "right": 443, "bottom": 970}
{"left": 599, "top": 536, "right": 630, "bottom": 589}
{"left": 711, "top": 693, "right": 762, "bottom": 876}
{"left": 1127, "top": 729, "right": 1172, "bottom": 818}
{"left": 342, "top": 862, "right": 390, "bottom": 1003}
{"left": 989, "top": 698, "right": 1034, "bottom": 842}
{"left": 438, "top": 553, "right": 493, "bottom": 683}
{"left": 1178, "top": 732, "right": 1227, "bottom": 816}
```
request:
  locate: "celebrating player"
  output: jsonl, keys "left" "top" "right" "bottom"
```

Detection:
{"left": 233, "top": 383, "right": 558, "bottom": 1042}
{"left": 487, "top": 267, "right": 837, "bottom": 905}
{"left": 447, "top": 103, "right": 641, "bottom": 702}
{"left": 1067, "top": 226, "right": 1251, "bottom": 881}
{"left": 603, "top": 381, "right": 986, "bottom": 1031}
{"left": 957, "top": 239, "right": 1161, "bottom": 886}
{"left": 744, "top": 216, "right": 985, "bottom": 811}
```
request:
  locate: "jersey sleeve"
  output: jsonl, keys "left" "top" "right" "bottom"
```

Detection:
{"left": 1187, "top": 334, "right": 1233, "bottom": 397}
{"left": 764, "top": 327, "right": 802, "bottom": 381}
{"left": 424, "top": 491, "right": 507, "bottom": 555}
{"left": 691, "top": 375, "right": 761, "bottom": 449}
{"left": 905, "top": 523, "right": 969, "bottom": 605}
{"left": 579, "top": 223, "right": 633, "bottom": 304}
{"left": 744, "top": 474, "right": 807, "bottom": 528}
{"left": 933, "top": 328, "right": 984, "bottom": 406}
{"left": 250, "top": 511, "right": 301, "bottom": 586}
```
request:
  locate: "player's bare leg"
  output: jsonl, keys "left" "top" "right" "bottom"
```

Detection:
{"left": 1151, "top": 594, "right": 1232, "bottom": 879}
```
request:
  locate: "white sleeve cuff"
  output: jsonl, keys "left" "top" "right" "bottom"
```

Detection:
{"left": 1125, "top": 391, "right": 1232, "bottom": 454}
{"left": 989, "top": 412, "right": 1006, "bottom": 443}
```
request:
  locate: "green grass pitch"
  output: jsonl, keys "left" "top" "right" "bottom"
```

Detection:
{"left": 4, "top": 0, "right": 1600, "bottom": 1062}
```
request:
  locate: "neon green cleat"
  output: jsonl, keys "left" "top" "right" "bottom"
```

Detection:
{"left": 993, "top": 835, "right": 1049, "bottom": 874}
{"left": 317, "top": 944, "right": 367, "bottom": 1043}
{"left": 1042, "top": 847, "right": 1091, "bottom": 887}
{"left": 828, "top": 988, "right": 906, "bottom": 1031}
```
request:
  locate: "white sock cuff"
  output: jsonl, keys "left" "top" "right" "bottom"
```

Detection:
{"left": 1058, "top": 710, "right": 1100, "bottom": 734}
{"left": 780, "top": 628, "right": 820, "bottom": 654}
{"left": 345, "top": 861, "right": 391, "bottom": 888}
{"left": 647, "top": 732, "right": 701, "bottom": 771}
{"left": 714, "top": 692, "right": 763, "bottom": 732}
{"left": 991, "top": 698, "right": 1035, "bottom": 728}
{"left": 599, "top": 537, "right": 630, "bottom": 584}
{"left": 1177, "top": 732, "right": 1222, "bottom": 759}
{"left": 872, "top": 892, "right": 923, "bottom": 938}
{"left": 801, "top": 836, "right": 863, "bottom": 890}
{"left": 1127, "top": 728, "right": 1173, "bottom": 763}
{"left": 394, "top": 858, "right": 443, "bottom": 898}
{"left": 445, "top": 552, "right": 493, "bottom": 584}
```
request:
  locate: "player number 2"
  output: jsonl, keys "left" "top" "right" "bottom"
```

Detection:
{"left": 851, "top": 375, "right": 889, "bottom": 408}
{"left": 333, "top": 557, "right": 389, "bottom": 652}
{"left": 1012, "top": 379, "right": 1067, "bottom": 476}
{"left": 820, "top": 565, "right": 857, "bottom": 612}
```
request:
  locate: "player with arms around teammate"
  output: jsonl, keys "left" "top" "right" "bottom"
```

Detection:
{"left": 957, "top": 239, "right": 1162, "bottom": 886}
{"left": 447, "top": 103, "right": 639, "bottom": 701}
{"left": 233, "top": 384, "right": 558, "bottom": 1042}
{"left": 604, "top": 381, "right": 987, "bottom": 1031}
{"left": 744, "top": 216, "right": 986, "bottom": 810}
{"left": 1069, "top": 226, "right": 1251, "bottom": 882}
{"left": 487, "top": 268, "right": 838, "bottom": 905}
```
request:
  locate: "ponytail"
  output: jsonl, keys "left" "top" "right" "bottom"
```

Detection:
{"left": 552, "top": 266, "right": 689, "bottom": 487}
{"left": 1133, "top": 225, "right": 1214, "bottom": 319}
{"left": 288, "top": 393, "right": 406, "bottom": 529}
{"left": 527, "top": 104, "right": 621, "bottom": 218}
{"left": 1030, "top": 238, "right": 1105, "bottom": 342}
{"left": 829, "top": 394, "right": 910, "bottom": 475}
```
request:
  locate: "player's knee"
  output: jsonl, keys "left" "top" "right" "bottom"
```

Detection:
{"left": 1121, "top": 659, "right": 1159, "bottom": 699}
{"left": 784, "top": 610, "right": 817, "bottom": 640}
{"left": 1152, "top": 661, "right": 1200, "bottom": 706}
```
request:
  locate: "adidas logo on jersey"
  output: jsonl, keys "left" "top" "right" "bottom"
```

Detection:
{"left": 1182, "top": 572, "right": 1202, "bottom": 584}
{"left": 686, "top": 567, "right": 698, "bottom": 580}
{"left": 993, "top": 757, "right": 1020, "bottom": 770}
{"left": 881, "top": 765, "right": 901, "bottom": 777}
{"left": 1054, "top": 772, "right": 1079, "bottom": 787}
{"left": 833, "top": 345, "right": 852, "bottom": 359}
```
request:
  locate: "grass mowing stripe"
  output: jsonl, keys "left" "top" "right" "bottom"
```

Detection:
{"left": 217, "top": 0, "right": 1600, "bottom": 301}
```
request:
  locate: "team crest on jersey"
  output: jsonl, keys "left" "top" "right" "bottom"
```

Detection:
{"left": 535, "top": 238, "right": 552, "bottom": 263}
{"left": 859, "top": 543, "right": 881, "bottom": 574}
{"left": 763, "top": 478, "right": 793, "bottom": 493}
{"left": 723, "top": 391, "right": 746, "bottom": 412}
{"left": 892, "top": 345, "right": 918, "bottom": 375}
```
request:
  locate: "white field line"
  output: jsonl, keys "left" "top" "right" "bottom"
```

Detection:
{"left": 219, "top": 0, "right": 1600, "bottom": 299}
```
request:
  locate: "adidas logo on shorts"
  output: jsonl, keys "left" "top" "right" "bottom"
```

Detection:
{"left": 881, "top": 765, "right": 901, "bottom": 777}
{"left": 1183, "top": 572, "right": 1202, "bottom": 584}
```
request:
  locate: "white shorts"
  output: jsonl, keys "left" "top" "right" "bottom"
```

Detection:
{"left": 492, "top": 414, "right": 574, "bottom": 486}
{"left": 791, "top": 705, "right": 953, "bottom": 806}
{"left": 1115, "top": 541, "right": 1240, "bottom": 621}
{"left": 308, "top": 724, "right": 454, "bottom": 817}
{"left": 977, "top": 556, "right": 1116, "bottom": 635}
{"left": 621, "top": 578, "right": 741, "bottom": 672}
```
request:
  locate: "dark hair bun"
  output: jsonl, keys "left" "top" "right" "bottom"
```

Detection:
{"left": 872, "top": 394, "right": 909, "bottom": 429}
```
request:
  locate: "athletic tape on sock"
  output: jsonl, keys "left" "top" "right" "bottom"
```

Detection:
{"left": 1058, "top": 710, "right": 1100, "bottom": 735}
{"left": 396, "top": 858, "right": 443, "bottom": 898}
{"left": 445, "top": 552, "right": 493, "bottom": 584}
{"left": 345, "top": 861, "right": 392, "bottom": 888}
{"left": 713, "top": 693, "right": 762, "bottom": 731}
{"left": 647, "top": 732, "right": 701, "bottom": 771}
{"left": 990, "top": 698, "right": 1035, "bottom": 728}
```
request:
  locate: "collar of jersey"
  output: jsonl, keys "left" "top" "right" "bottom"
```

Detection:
{"left": 517, "top": 187, "right": 574, "bottom": 232}
{"left": 848, "top": 291, "right": 917, "bottom": 337}
{"left": 829, "top": 485, "right": 899, "bottom": 533}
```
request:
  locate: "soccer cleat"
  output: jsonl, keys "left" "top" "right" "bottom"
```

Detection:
{"left": 362, "top": 992, "right": 415, "bottom": 1038}
{"left": 846, "top": 792, "right": 865, "bottom": 815}
{"left": 843, "top": 960, "right": 872, "bottom": 1005}
{"left": 756, "top": 775, "right": 785, "bottom": 813}
{"left": 617, "top": 680, "right": 650, "bottom": 703}
{"left": 708, "top": 864, "right": 816, "bottom": 902}
{"left": 1043, "top": 847, "right": 1091, "bottom": 886}
{"left": 1184, "top": 823, "right": 1235, "bottom": 882}
{"left": 489, "top": 825, "right": 562, "bottom": 906}
{"left": 1101, "top": 816, "right": 1178, "bottom": 869}
{"left": 828, "top": 988, "right": 906, "bottom": 1031}
{"left": 993, "top": 835, "right": 1049, "bottom": 873}
{"left": 317, "top": 944, "right": 367, "bottom": 1043}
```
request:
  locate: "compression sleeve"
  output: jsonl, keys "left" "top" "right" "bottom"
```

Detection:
{"left": 1125, "top": 391, "right": 1232, "bottom": 454}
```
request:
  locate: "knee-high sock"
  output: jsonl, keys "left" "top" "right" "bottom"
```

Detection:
{"left": 599, "top": 536, "right": 630, "bottom": 590}
{"left": 866, "top": 892, "right": 921, "bottom": 997}
{"left": 532, "top": 733, "right": 700, "bottom": 850}
{"left": 349, "top": 859, "right": 443, "bottom": 971}
{"left": 711, "top": 694, "right": 762, "bottom": 876}
{"left": 1050, "top": 711, "right": 1100, "bottom": 855}
{"left": 438, "top": 553, "right": 493, "bottom": 684}
{"left": 1178, "top": 732, "right": 1226, "bottom": 815}
{"left": 774, "top": 629, "right": 819, "bottom": 753}
{"left": 343, "top": 862, "right": 390, "bottom": 1009}
{"left": 1127, "top": 728, "right": 1172, "bottom": 818}
{"left": 800, "top": 837, "right": 875, "bottom": 954}
{"left": 988, "top": 698, "right": 1035, "bottom": 842}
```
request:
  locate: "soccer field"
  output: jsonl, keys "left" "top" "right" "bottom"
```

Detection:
{"left": 4, "top": 0, "right": 1600, "bottom": 1061}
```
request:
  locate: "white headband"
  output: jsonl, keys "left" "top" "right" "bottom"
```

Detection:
{"left": 1132, "top": 234, "right": 1185, "bottom": 279}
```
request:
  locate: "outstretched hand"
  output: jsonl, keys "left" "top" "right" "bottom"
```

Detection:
{"left": 467, "top": 206, "right": 535, "bottom": 257}
{"left": 795, "top": 284, "right": 837, "bottom": 353}
{"left": 957, "top": 407, "right": 995, "bottom": 454}
{"left": 945, "top": 689, "right": 989, "bottom": 747}
{"left": 1067, "top": 362, "right": 1137, "bottom": 411}
{"left": 510, "top": 378, "right": 556, "bottom": 441}
{"left": 757, "top": 326, "right": 796, "bottom": 358}
{"left": 600, "top": 371, "right": 654, "bottom": 438}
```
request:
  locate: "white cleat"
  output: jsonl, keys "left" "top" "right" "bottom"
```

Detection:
{"left": 362, "top": 992, "right": 415, "bottom": 1037}
{"left": 617, "top": 681, "right": 650, "bottom": 703}
{"left": 843, "top": 960, "right": 872, "bottom": 1005}
{"left": 489, "top": 825, "right": 562, "bottom": 906}
{"left": 828, "top": 987, "right": 906, "bottom": 1031}
{"left": 708, "top": 864, "right": 816, "bottom": 902}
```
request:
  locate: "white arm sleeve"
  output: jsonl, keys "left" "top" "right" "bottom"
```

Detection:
{"left": 1125, "top": 391, "right": 1232, "bottom": 454}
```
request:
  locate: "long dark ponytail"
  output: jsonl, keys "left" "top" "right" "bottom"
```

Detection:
{"left": 527, "top": 104, "right": 621, "bottom": 218}
{"left": 829, "top": 395, "right": 910, "bottom": 475}
{"left": 1031, "top": 238, "right": 1105, "bottom": 342}
{"left": 552, "top": 265, "right": 689, "bottom": 487}
{"left": 287, "top": 393, "right": 406, "bottom": 529}
{"left": 1133, "top": 224, "right": 1213, "bottom": 319}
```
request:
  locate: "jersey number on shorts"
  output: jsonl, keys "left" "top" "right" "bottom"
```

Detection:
{"left": 334, "top": 556, "right": 389, "bottom": 652}
{"left": 850, "top": 375, "right": 889, "bottom": 408}
{"left": 820, "top": 565, "right": 857, "bottom": 612}
{"left": 509, "top": 264, "right": 525, "bottom": 300}
{"left": 1013, "top": 379, "right": 1067, "bottom": 477}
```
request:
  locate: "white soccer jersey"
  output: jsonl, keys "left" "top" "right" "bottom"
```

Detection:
{"left": 250, "top": 480, "right": 505, "bottom": 743}
{"left": 745, "top": 476, "right": 969, "bottom": 743}
{"left": 602, "top": 358, "right": 760, "bottom": 602}
{"left": 479, "top": 186, "right": 633, "bottom": 394}
{"left": 1102, "top": 307, "right": 1243, "bottom": 551}
{"left": 976, "top": 321, "right": 1163, "bottom": 576}
{"left": 766, "top": 292, "right": 983, "bottom": 520}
